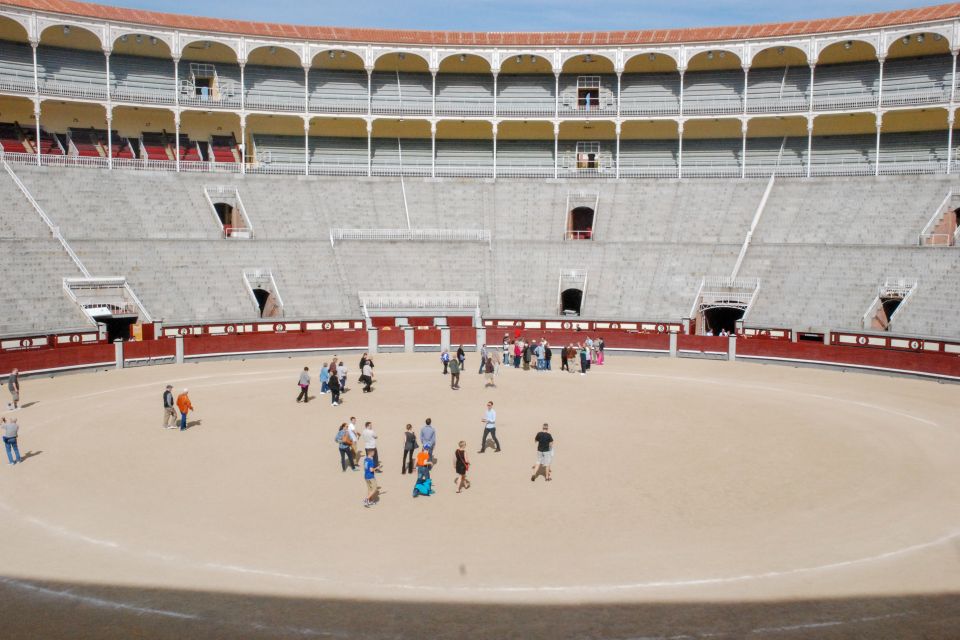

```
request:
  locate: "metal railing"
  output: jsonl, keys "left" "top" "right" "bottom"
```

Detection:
{"left": 331, "top": 228, "right": 490, "bottom": 245}
{"left": 359, "top": 290, "right": 480, "bottom": 313}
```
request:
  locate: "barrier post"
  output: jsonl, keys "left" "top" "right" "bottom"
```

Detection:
{"left": 669, "top": 332, "right": 678, "bottom": 357}
{"left": 404, "top": 326, "right": 414, "bottom": 353}
{"left": 728, "top": 335, "right": 737, "bottom": 362}
{"left": 475, "top": 327, "right": 487, "bottom": 352}
{"left": 175, "top": 334, "right": 184, "bottom": 364}
{"left": 114, "top": 339, "right": 124, "bottom": 370}
{"left": 823, "top": 331, "right": 831, "bottom": 346}
{"left": 367, "top": 327, "right": 378, "bottom": 355}
{"left": 440, "top": 327, "right": 451, "bottom": 352}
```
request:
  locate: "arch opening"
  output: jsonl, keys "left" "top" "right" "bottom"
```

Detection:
{"left": 702, "top": 306, "right": 743, "bottom": 336}
{"left": 560, "top": 288, "right": 583, "bottom": 316}
{"left": 567, "top": 206, "right": 594, "bottom": 240}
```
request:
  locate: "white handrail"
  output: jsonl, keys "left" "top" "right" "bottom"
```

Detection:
{"left": 330, "top": 228, "right": 490, "bottom": 243}
{"left": 730, "top": 172, "right": 775, "bottom": 280}
{"left": 2, "top": 157, "right": 91, "bottom": 277}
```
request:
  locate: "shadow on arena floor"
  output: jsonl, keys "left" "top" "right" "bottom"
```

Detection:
{"left": 1, "top": 576, "right": 959, "bottom": 639}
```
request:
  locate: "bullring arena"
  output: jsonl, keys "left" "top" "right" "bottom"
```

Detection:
{"left": 2, "top": 0, "right": 960, "bottom": 637}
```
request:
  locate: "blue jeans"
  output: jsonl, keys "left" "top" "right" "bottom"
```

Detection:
{"left": 3, "top": 436, "right": 20, "bottom": 464}
{"left": 536, "top": 358, "right": 545, "bottom": 370}
{"left": 417, "top": 466, "right": 431, "bottom": 482}
{"left": 320, "top": 380, "right": 329, "bottom": 393}
{"left": 180, "top": 412, "right": 187, "bottom": 430}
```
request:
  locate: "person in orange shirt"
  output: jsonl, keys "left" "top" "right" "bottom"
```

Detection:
{"left": 176, "top": 388, "right": 194, "bottom": 431}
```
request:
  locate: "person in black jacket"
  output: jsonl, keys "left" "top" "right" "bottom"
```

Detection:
{"left": 328, "top": 372, "right": 342, "bottom": 407}
{"left": 162, "top": 385, "right": 177, "bottom": 429}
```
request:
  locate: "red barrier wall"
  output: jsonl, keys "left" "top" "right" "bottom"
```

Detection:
{"left": 183, "top": 331, "right": 366, "bottom": 356}
{"left": 377, "top": 328, "right": 405, "bottom": 346}
{"left": 678, "top": 335, "right": 729, "bottom": 354}
{"left": 0, "top": 343, "right": 115, "bottom": 373}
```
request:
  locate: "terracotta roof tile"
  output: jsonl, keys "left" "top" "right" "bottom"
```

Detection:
{"left": 2, "top": 0, "right": 960, "bottom": 46}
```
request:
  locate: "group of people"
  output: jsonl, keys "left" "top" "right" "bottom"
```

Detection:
{"left": 333, "top": 401, "right": 556, "bottom": 507}
{"left": 502, "top": 335, "right": 605, "bottom": 375}
{"left": 3, "top": 370, "right": 23, "bottom": 465}
{"left": 162, "top": 385, "right": 194, "bottom": 430}
{"left": 441, "top": 346, "right": 500, "bottom": 389}
{"left": 296, "top": 353, "right": 376, "bottom": 407}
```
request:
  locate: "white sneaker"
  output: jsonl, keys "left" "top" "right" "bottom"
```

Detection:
{"left": 332, "top": 402, "right": 339, "bottom": 406}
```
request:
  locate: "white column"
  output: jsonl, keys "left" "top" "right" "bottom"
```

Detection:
{"left": 742, "top": 63, "right": 749, "bottom": 114}
{"left": 239, "top": 114, "right": 246, "bottom": 175}
{"left": 30, "top": 40, "right": 38, "bottom": 95}
{"left": 613, "top": 120, "right": 622, "bottom": 180}
{"left": 303, "top": 118, "right": 310, "bottom": 176}
{"left": 677, "top": 121, "right": 684, "bottom": 179}
{"left": 874, "top": 113, "right": 882, "bottom": 177}
{"left": 806, "top": 117, "right": 814, "bottom": 178}
{"left": 174, "top": 111, "right": 181, "bottom": 172}
{"left": 173, "top": 56, "right": 180, "bottom": 109}
{"left": 303, "top": 65, "right": 310, "bottom": 114}
{"left": 106, "top": 109, "right": 113, "bottom": 170}
{"left": 366, "top": 67, "right": 373, "bottom": 116}
{"left": 678, "top": 68, "right": 685, "bottom": 116}
{"left": 239, "top": 61, "right": 246, "bottom": 112}
{"left": 616, "top": 71, "right": 622, "bottom": 118}
{"left": 553, "top": 121, "right": 559, "bottom": 179}
{"left": 430, "top": 120, "right": 436, "bottom": 178}
{"left": 948, "top": 111, "right": 955, "bottom": 175}
{"left": 104, "top": 49, "right": 112, "bottom": 104}
{"left": 431, "top": 70, "right": 437, "bottom": 118}
{"left": 554, "top": 71, "right": 560, "bottom": 119}
{"left": 366, "top": 119, "right": 372, "bottom": 177}
{"left": 951, "top": 50, "right": 958, "bottom": 104}
{"left": 808, "top": 63, "right": 815, "bottom": 112}
{"left": 33, "top": 100, "right": 41, "bottom": 166}
{"left": 492, "top": 121, "right": 498, "bottom": 179}
{"left": 741, "top": 119, "right": 747, "bottom": 179}
{"left": 492, "top": 71, "right": 498, "bottom": 117}
{"left": 876, "top": 55, "right": 884, "bottom": 109}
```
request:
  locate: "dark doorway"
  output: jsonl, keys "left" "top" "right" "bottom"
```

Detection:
{"left": 253, "top": 288, "right": 270, "bottom": 317}
{"left": 568, "top": 207, "right": 594, "bottom": 240}
{"left": 560, "top": 288, "right": 583, "bottom": 316}
{"left": 213, "top": 202, "right": 233, "bottom": 226}
{"left": 702, "top": 307, "right": 744, "bottom": 335}
{"left": 880, "top": 297, "right": 903, "bottom": 322}
{"left": 94, "top": 315, "right": 137, "bottom": 342}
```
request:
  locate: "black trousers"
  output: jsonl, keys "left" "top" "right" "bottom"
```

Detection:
{"left": 330, "top": 388, "right": 341, "bottom": 404}
{"left": 480, "top": 427, "right": 501, "bottom": 452}
{"left": 402, "top": 449, "right": 415, "bottom": 474}
{"left": 561, "top": 358, "right": 568, "bottom": 371}
{"left": 339, "top": 447, "right": 355, "bottom": 470}
{"left": 297, "top": 385, "right": 309, "bottom": 402}
{"left": 360, "top": 375, "right": 372, "bottom": 392}
{"left": 443, "top": 361, "right": 449, "bottom": 374}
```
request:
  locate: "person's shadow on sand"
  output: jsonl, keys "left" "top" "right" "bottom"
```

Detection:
{"left": 18, "top": 450, "right": 42, "bottom": 462}
{"left": 183, "top": 420, "right": 202, "bottom": 430}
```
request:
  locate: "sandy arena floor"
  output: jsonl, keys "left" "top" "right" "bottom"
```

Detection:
{"left": 0, "top": 352, "right": 959, "bottom": 639}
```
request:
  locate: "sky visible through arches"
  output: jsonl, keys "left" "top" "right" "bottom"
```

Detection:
{"left": 101, "top": 1, "right": 943, "bottom": 32}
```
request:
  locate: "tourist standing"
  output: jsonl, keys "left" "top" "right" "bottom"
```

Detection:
{"left": 2, "top": 417, "right": 20, "bottom": 465}
{"left": 440, "top": 350, "right": 450, "bottom": 375}
{"left": 454, "top": 441, "right": 471, "bottom": 493}
{"left": 402, "top": 424, "right": 418, "bottom": 474}
{"left": 362, "top": 451, "right": 382, "bottom": 507}
{"left": 337, "top": 361, "right": 348, "bottom": 393}
{"left": 544, "top": 342, "right": 553, "bottom": 370}
{"left": 328, "top": 372, "right": 341, "bottom": 406}
{"left": 597, "top": 337, "right": 605, "bottom": 364}
{"left": 478, "top": 401, "right": 500, "bottom": 453}
{"left": 176, "top": 389, "right": 193, "bottom": 430}
{"left": 362, "top": 421, "right": 379, "bottom": 467}
{"left": 420, "top": 418, "right": 436, "bottom": 462}
{"left": 337, "top": 423, "right": 356, "bottom": 471}
{"left": 532, "top": 423, "right": 554, "bottom": 482}
{"left": 513, "top": 341, "right": 522, "bottom": 368}
{"left": 162, "top": 384, "right": 177, "bottom": 429}
{"left": 319, "top": 363, "right": 330, "bottom": 394}
{"left": 483, "top": 355, "right": 496, "bottom": 388}
{"left": 478, "top": 345, "right": 488, "bottom": 374}
{"left": 456, "top": 345, "right": 466, "bottom": 371}
{"left": 296, "top": 366, "right": 311, "bottom": 403}
{"left": 360, "top": 360, "right": 374, "bottom": 393}
{"left": 502, "top": 335, "right": 511, "bottom": 370}
{"left": 449, "top": 356, "right": 461, "bottom": 390}
{"left": 6, "top": 368, "right": 19, "bottom": 410}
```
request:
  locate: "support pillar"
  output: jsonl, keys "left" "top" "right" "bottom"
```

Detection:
{"left": 33, "top": 100, "right": 41, "bottom": 166}
{"left": 823, "top": 331, "right": 831, "bottom": 346}
{"left": 874, "top": 113, "right": 882, "bottom": 177}
{"left": 806, "top": 117, "right": 814, "bottom": 179}
{"left": 475, "top": 327, "right": 487, "bottom": 352}
{"left": 303, "top": 65, "right": 310, "bottom": 114}
{"left": 554, "top": 70, "right": 560, "bottom": 119}
{"left": 430, "top": 121, "right": 436, "bottom": 178}
{"left": 440, "top": 326, "right": 451, "bottom": 352}
{"left": 239, "top": 114, "right": 246, "bottom": 174}
{"left": 742, "top": 63, "right": 749, "bottom": 115}
{"left": 114, "top": 339, "right": 124, "bottom": 370}
{"left": 677, "top": 121, "right": 684, "bottom": 179}
{"left": 492, "top": 71, "right": 498, "bottom": 118}
{"left": 669, "top": 331, "right": 678, "bottom": 357}
{"left": 239, "top": 61, "right": 246, "bottom": 112}
{"left": 727, "top": 335, "right": 736, "bottom": 362}
{"left": 366, "top": 67, "right": 373, "bottom": 116}
{"left": 948, "top": 111, "right": 955, "bottom": 175}
{"left": 366, "top": 120, "right": 373, "bottom": 177}
{"left": 492, "top": 121, "right": 498, "bottom": 179}
{"left": 740, "top": 119, "right": 748, "bottom": 179}
{"left": 174, "top": 111, "right": 181, "bottom": 172}
{"left": 431, "top": 70, "right": 437, "bottom": 118}
{"left": 616, "top": 71, "right": 622, "bottom": 119}
{"left": 367, "top": 327, "right": 378, "bottom": 355}
{"left": 553, "top": 122, "right": 559, "bottom": 179}
{"left": 404, "top": 326, "right": 414, "bottom": 353}
{"left": 175, "top": 334, "right": 184, "bottom": 364}
{"left": 173, "top": 56, "right": 180, "bottom": 109}
{"left": 106, "top": 109, "right": 113, "bottom": 170}
{"left": 678, "top": 68, "right": 685, "bottom": 116}
{"left": 303, "top": 118, "right": 310, "bottom": 176}
{"left": 615, "top": 121, "right": 621, "bottom": 179}
{"left": 808, "top": 63, "right": 815, "bottom": 112}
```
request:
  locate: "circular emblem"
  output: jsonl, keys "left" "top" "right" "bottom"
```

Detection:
{"left": 179, "top": 327, "right": 189, "bottom": 336}
{"left": 562, "top": 322, "right": 572, "bottom": 330}
{"left": 515, "top": 321, "right": 523, "bottom": 327}
{"left": 323, "top": 322, "right": 333, "bottom": 330}
{"left": 70, "top": 334, "right": 81, "bottom": 343}
{"left": 274, "top": 323, "right": 285, "bottom": 332}
{"left": 857, "top": 336, "right": 867, "bottom": 345}
{"left": 910, "top": 340, "right": 920, "bottom": 350}
{"left": 19, "top": 338, "right": 32, "bottom": 348}
{"left": 225, "top": 324, "right": 237, "bottom": 334}
{"left": 656, "top": 324, "right": 666, "bottom": 333}
{"left": 610, "top": 323, "right": 620, "bottom": 330}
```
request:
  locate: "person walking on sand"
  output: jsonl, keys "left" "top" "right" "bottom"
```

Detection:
{"left": 456, "top": 345, "right": 466, "bottom": 371}
{"left": 483, "top": 355, "right": 496, "bottom": 388}
{"left": 7, "top": 368, "right": 19, "bottom": 410}
{"left": 532, "top": 423, "right": 554, "bottom": 482}
{"left": 440, "top": 349, "right": 450, "bottom": 375}
{"left": 176, "top": 389, "right": 194, "bottom": 431}
{"left": 162, "top": 384, "right": 178, "bottom": 429}
{"left": 319, "top": 363, "right": 330, "bottom": 394}
{"left": 328, "top": 371, "right": 341, "bottom": 406}
{"left": 362, "top": 450, "right": 382, "bottom": 507}
{"left": 449, "top": 355, "right": 461, "bottom": 390}
{"left": 297, "top": 366, "right": 311, "bottom": 403}
{"left": 2, "top": 417, "right": 21, "bottom": 465}
{"left": 478, "top": 401, "right": 500, "bottom": 453}
{"left": 359, "top": 359, "right": 374, "bottom": 393}
{"left": 454, "top": 440, "right": 471, "bottom": 493}
{"left": 362, "top": 421, "right": 379, "bottom": 468}
{"left": 402, "top": 424, "right": 418, "bottom": 475}
{"left": 337, "top": 423, "right": 356, "bottom": 471}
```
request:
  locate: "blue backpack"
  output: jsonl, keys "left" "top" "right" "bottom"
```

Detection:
{"left": 412, "top": 478, "right": 433, "bottom": 497}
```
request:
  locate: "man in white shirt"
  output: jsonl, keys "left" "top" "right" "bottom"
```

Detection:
{"left": 478, "top": 401, "right": 501, "bottom": 453}
{"left": 362, "top": 421, "right": 380, "bottom": 469}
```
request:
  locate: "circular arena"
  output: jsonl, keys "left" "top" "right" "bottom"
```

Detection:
{"left": 0, "top": 0, "right": 960, "bottom": 637}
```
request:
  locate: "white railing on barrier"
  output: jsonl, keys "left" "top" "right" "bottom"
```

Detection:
{"left": 331, "top": 228, "right": 490, "bottom": 243}
{"left": 359, "top": 291, "right": 480, "bottom": 312}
